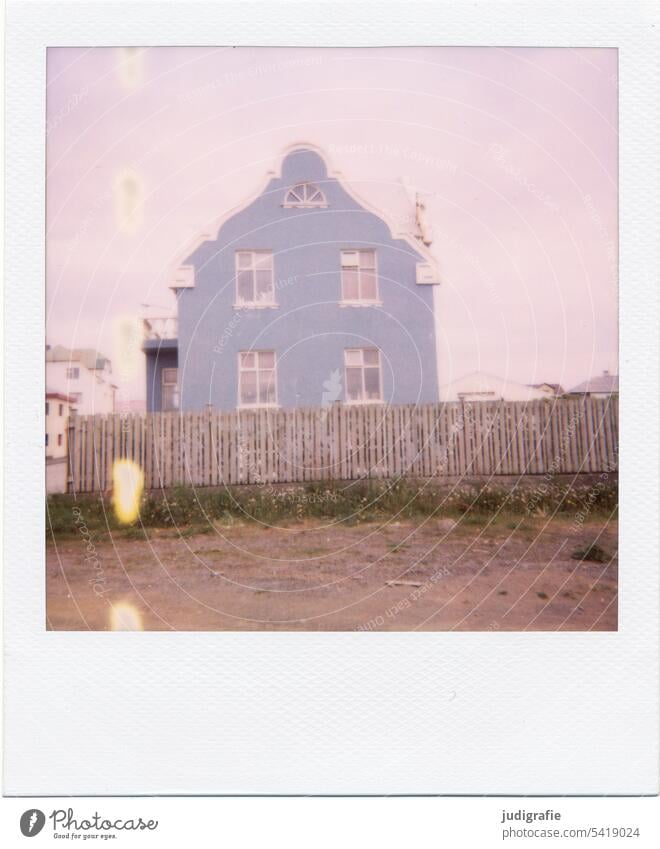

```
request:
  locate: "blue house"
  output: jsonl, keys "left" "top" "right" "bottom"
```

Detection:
{"left": 143, "top": 144, "right": 441, "bottom": 412}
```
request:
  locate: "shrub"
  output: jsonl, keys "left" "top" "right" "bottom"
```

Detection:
{"left": 571, "top": 544, "right": 610, "bottom": 563}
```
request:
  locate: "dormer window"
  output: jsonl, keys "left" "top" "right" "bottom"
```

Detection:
{"left": 283, "top": 182, "right": 328, "bottom": 208}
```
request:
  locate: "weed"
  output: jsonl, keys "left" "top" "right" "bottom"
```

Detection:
{"left": 571, "top": 544, "right": 610, "bottom": 563}
{"left": 46, "top": 479, "right": 618, "bottom": 540}
{"left": 120, "top": 526, "right": 146, "bottom": 540}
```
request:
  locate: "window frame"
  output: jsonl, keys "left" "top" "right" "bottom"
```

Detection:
{"left": 234, "top": 250, "right": 277, "bottom": 308}
{"left": 161, "top": 367, "right": 179, "bottom": 412}
{"left": 340, "top": 249, "right": 381, "bottom": 305}
{"left": 344, "top": 347, "right": 384, "bottom": 405}
{"left": 238, "top": 350, "right": 278, "bottom": 409}
{"left": 282, "top": 182, "right": 328, "bottom": 209}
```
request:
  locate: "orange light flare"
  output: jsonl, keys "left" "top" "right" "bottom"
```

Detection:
{"left": 110, "top": 601, "right": 143, "bottom": 631}
{"left": 112, "top": 459, "right": 144, "bottom": 525}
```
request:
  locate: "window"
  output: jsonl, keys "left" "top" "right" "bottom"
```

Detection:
{"left": 235, "top": 251, "right": 275, "bottom": 306}
{"left": 340, "top": 250, "right": 379, "bottom": 303}
{"left": 57, "top": 434, "right": 63, "bottom": 447}
{"left": 344, "top": 348, "right": 383, "bottom": 403}
{"left": 283, "top": 182, "right": 327, "bottom": 208}
{"left": 58, "top": 403, "right": 64, "bottom": 416}
{"left": 69, "top": 392, "right": 82, "bottom": 404}
{"left": 45, "top": 434, "right": 49, "bottom": 447}
{"left": 162, "top": 367, "right": 179, "bottom": 412}
{"left": 66, "top": 367, "right": 80, "bottom": 379}
{"left": 45, "top": 402, "right": 50, "bottom": 416}
{"left": 238, "top": 351, "right": 277, "bottom": 407}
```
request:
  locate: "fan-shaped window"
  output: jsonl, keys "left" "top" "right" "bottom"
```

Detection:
{"left": 283, "top": 182, "right": 328, "bottom": 208}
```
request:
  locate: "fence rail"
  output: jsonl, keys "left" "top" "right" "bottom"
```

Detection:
{"left": 67, "top": 397, "right": 618, "bottom": 493}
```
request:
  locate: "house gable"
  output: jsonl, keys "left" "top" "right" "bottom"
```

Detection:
{"left": 173, "top": 145, "right": 440, "bottom": 291}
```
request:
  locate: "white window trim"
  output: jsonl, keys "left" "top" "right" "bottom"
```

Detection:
{"left": 340, "top": 249, "right": 380, "bottom": 305}
{"left": 234, "top": 250, "right": 277, "bottom": 308}
{"left": 282, "top": 182, "right": 329, "bottom": 209}
{"left": 237, "top": 351, "right": 279, "bottom": 409}
{"left": 344, "top": 347, "right": 384, "bottom": 404}
{"left": 161, "top": 367, "right": 179, "bottom": 412}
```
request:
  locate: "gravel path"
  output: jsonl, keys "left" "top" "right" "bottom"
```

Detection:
{"left": 46, "top": 516, "right": 618, "bottom": 631}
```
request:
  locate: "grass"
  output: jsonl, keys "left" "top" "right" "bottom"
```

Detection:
{"left": 46, "top": 478, "right": 618, "bottom": 540}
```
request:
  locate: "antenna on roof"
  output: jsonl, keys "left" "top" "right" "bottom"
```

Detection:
{"left": 401, "top": 176, "right": 433, "bottom": 247}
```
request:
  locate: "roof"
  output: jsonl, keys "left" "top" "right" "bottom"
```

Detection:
{"left": 46, "top": 390, "right": 75, "bottom": 403}
{"left": 529, "top": 383, "right": 565, "bottom": 395}
{"left": 46, "top": 345, "right": 111, "bottom": 371}
{"left": 170, "top": 143, "right": 441, "bottom": 291}
{"left": 569, "top": 372, "right": 619, "bottom": 394}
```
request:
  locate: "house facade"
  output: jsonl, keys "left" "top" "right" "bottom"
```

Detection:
{"left": 46, "top": 346, "right": 117, "bottom": 415}
{"left": 45, "top": 391, "right": 74, "bottom": 460}
{"left": 144, "top": 145, "right": 440, "bottom": 412}
{"left": 45, "top": 390, "right": 75, "bottom": 494}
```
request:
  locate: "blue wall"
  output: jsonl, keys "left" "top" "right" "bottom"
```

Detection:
{"left": 176, "top": 148, "right": 438, "bottom": 411}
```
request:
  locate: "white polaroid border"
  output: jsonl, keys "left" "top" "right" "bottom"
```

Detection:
{"left": 4, "top": 1, "right": 659, "bottom": 795}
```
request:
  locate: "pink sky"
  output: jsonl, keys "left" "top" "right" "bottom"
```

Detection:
{"left": 46, "top": 46, "right": 618, "bottom": 401}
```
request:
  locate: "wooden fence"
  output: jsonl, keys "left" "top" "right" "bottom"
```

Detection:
{"left": 67, "top": 397, "right": 618, "bottom": 493}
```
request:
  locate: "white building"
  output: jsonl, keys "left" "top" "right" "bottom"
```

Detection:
{"left": 568, "top": 370, "right": 619, "bottom": 398}
{"left": 438, "top": 371, "right": 557, "bottom": 403}
{"left": 46, "top": 346, "right": 117, "bottom": 415}
{"left": 46, "top": 390, "right": 75, "bottom": 494}
{"left": 46, "top": 391, "right": 74, "bottom": 459}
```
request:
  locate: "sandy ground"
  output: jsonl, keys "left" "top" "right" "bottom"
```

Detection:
{"left": 46, "top": 515, "right": 617, "bottom": 631}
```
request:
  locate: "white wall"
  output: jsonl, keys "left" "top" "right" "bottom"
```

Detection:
{"left": 46, "top": 359, "right": 115, "bottom": 414}
{"left": 45, "top": 397, "right": 70, "bottom": 459}
{"left": 438, "top": 371, "right": 553, "bottom": 403}
{"left": 46, "top": 458, "right": 68, "bottom": 494}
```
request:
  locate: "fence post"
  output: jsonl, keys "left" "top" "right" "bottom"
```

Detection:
{"left": 66, "top": 410, "right": 76, "bottom": 493}
{"left": 461, "top": 399, "right": 474, "bottom": 475}
{"left": 206, "top": 404, "right": 214, "bottom": 486}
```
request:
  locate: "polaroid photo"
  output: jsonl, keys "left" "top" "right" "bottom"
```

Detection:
{"left": 3, "top": 0, "right": 659, "bottom": 806}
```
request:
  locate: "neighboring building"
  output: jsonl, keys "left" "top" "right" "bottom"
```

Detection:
{"left": 46, "top": 345, "right": 117, "bottom": 414}
{"left": 143, "top": 144, "right": 441, "bottom": 412}
{"left": 568, "top": 370, "right": 619, "bottom": 398}
{"left": 528, "top": 382, "right": 565, "bottom": 397}
{"left": 46, "top": 391, "right": 74, "bottom": 494}
{"left": 439, "top": 371, "right": 557, "bottom": 403}
{"left": 46, "top": 391, "right": 74, "bottom": 459}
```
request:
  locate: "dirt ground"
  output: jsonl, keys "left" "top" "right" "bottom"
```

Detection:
{"left": 46, "top": 515, "right": 618, "bottom": 631}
